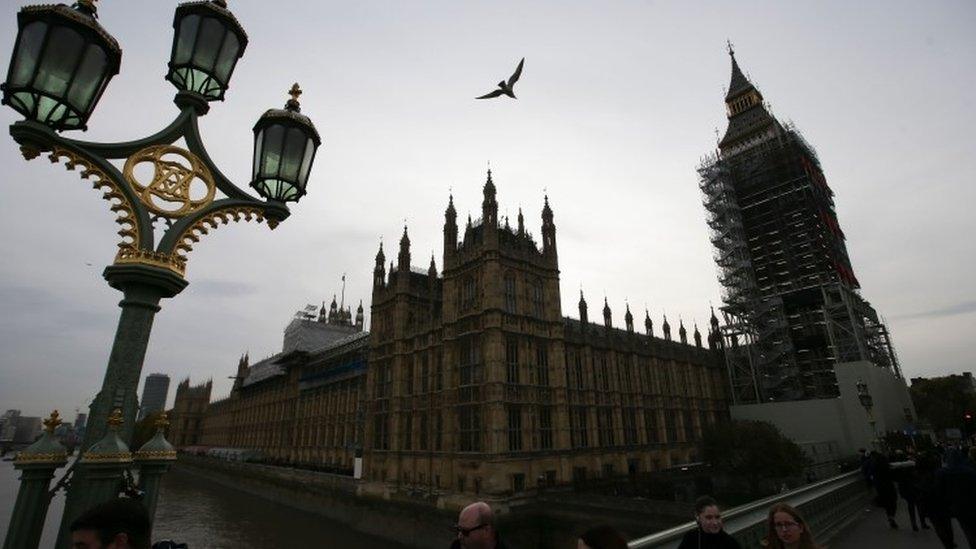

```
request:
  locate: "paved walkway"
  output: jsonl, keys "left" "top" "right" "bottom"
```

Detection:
{"left": 831, "top": 503, "right": 968, "bottom": 549}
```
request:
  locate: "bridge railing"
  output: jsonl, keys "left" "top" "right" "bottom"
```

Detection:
{"left": 628, "top": 469, "right": 871, "bottom": 548}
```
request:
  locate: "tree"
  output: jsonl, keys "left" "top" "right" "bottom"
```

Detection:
{"left": 702, "top": 420, "right": 807, "bottom": 494}
{"left": 910, "top": 375, "right": 976, "bottom": 436}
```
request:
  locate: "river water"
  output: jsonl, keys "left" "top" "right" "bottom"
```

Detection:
{"left": 0, "top": 457, "right": 406, "bottom": 548}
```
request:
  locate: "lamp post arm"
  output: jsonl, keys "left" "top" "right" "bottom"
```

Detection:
{"left": 9, "top": 121, "right": 154, "bottom": 252}
{"left": 156, "top": 197, "right": 290, "bottom": 256}
{"left": 53, "top": 108, "right": 195, "bottom": 159}
{"left": 181, "top": 111, "right": 256, "bottom": 201}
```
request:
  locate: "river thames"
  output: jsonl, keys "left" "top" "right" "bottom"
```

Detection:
{"left": 0, "top": 457, "right": 407, "bottom": 548}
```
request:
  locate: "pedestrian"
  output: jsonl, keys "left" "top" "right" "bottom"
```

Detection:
{"left": 451, "top": 501, "right": 509, "bottom": 549}
{"left": 762, "top": 503, "right": 821, "bottom": 549}
{"left": 577, "top": 525, "right": 627, "bottom": 549}
{"left": 918, "top": 451, "right": 955, "bottom": 549}
{"left": 677, "top": 496, "right": 741, "bottom": 549}
{"left": 857, "top": 448, "right": 872, "bottom": 487}
{"left": 894, "top": 451, "right": 928, "bottom": 531}
{"left": 69, "top": 497, "right": 151, "bottom": 549}
{"left": 870, "top": 451, "right": 899, "bottom": 528}
{"left": 935, "top": 448, "right": 976, "bottom": 549}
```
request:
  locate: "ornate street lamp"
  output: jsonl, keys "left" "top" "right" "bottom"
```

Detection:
{"left": 251, "top": 83, "right": 321, "bottom": 202}
{"left": 1, "top": 0, "right": 121, "bottom": 131}
{"left": 166, "top": 0, "right": 247, "bottom": 101}
{"left": 855, "top": 378, "right": 877, "bottom": 447}
{"left": 1, "top": 1, "right": 322, "bottom": 547}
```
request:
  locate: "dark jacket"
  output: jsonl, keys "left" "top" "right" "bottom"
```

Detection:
{"left": 935, "top": 449, "right": 976, "bottom": 520}
{"left": 676, "top": 528, "right": 742, "bottom": 549}
{"left": 449, "top": 537, "right": 510, "bottom": 549}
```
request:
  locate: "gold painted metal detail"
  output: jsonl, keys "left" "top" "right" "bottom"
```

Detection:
{"left": 123, "top": 145, "right": 216, "bottom": 219}
{"left": 14, "top": 452, "right": 67, "bottom": 465}
{"left": 174, "top": 205, "right": 272, "bottom": 260}
{"left": 42, "top": 147, "right": 141, "bottom": 252}
{"left": 107, "top": 408, "right": 123, "bottom": 429}
{"left": 80, "top": 451, "right": 133, "bottom": 464}
{"left": 115, "top": 247, "right": 187, "bottom": 277}
{"left": 133, "top": 449, "right": 177, "bottom": 461}
{"left": 43, "top": 410, "right": 62, "bottom": 433}
{"left": 155, "top": 412, "right": 171, "bottom": 430}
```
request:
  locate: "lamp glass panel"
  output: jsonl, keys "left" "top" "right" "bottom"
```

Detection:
{"left": 9, "top": 21, "right": 47, "bottom": 87}
{"left": 252, "top": 128, "right": 264, "bottom": 179}
{"left": 67, "top": 44, "right": 108, "bottom": 111}
{"left": 213, "top": 31, "right": 240, "bottom": 82}
{"left": 35, "top": 26, "right": 84, "bottom": 97}
{"left": 191, "top": 17, "right": 224, "bottom": 71}
{"left": 297, "top": 138, "right": 314, "bottom": 186}
{"left": 173, "top": 14, "right": 200, "bottom": 65}
{"left": 279, "top": 126, "right": 306, "bottom": 182}
{"left": 259, "top": 124, "right": 285, "bottom": 178}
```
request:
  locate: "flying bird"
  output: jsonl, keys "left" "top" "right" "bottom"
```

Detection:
{"left": 476, "top": 57, "right": 524, "bottom": 100}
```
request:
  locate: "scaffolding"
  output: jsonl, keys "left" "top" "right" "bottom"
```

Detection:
{"left": 699, "top": 127, "right": 901, "bottom": 403}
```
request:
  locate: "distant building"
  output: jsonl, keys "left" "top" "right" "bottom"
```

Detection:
{"left": 74, "top": 412, "right": 87, "bottom": 431}
{"left": 138, "top": 373, "right": 171, "bottom": 421}
{"left": 0, "top": 410, "right": 21, "bottom": 442}
{"left": 168, "top": 379, "right": 212, "bottom": 447}
{"left": 13, "top": 416, "right": 42, "bottom": 444}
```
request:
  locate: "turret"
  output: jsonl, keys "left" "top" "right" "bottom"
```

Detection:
{"left": 444, "top": 194, "right": 457, "bottom": 264}
{"left": 355, "top": 301, "right": 364, "bottom": 331}
{"left": 579, "top": 290, "right": 588, "bottom": 326}
{"left": 517, "top": 208, "right": 525, "bottom": 236}
{"left": 318, "top": 301, "right": 327, "bottom": 322}
{"left": 329, "top": 295, "right": 338, "bottom": 323}
{"left": 625, "top": 304, "right": 634, "bottom": 333}
{"left": 679, "top": 318, "right": 687, "bottom": 345}
{"left": 603, "top": 298, "right": 612, "bottom": 329}
{"left": 541, "top": 195, "right": 557, "bottom": 261}
{"left": 693, "top": 323, "right": 702, "bottom": 348}
{"left": 398, "top": 225, "right": 411, "bottom": 272}
{"left": 428, "top": 254, "right": 438, "bottom": 278}
{"left": 374, "top": 242, "right": 386, "bottom": 288}
{"left": 483, "top": 170, "right": 498, "bottom": 228}
{"left": 663, "top": 314, "right": 672, "bottom": 341}
{"left": 709, "top": 306, "right": 721, "bottom": 350}
{"left": 645, "top": 309, "right": 654, "bottom": 337}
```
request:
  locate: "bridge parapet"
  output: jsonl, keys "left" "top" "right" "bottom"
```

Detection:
{"left": 629, "top": 470, "right": 871, "bottom": 548}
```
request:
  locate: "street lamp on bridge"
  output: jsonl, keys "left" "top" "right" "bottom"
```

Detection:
{"left": 1, "top": 1, "right": 321, "bottom": 546}
{"left": 855, "top": 379, "right": 877, "bottom": 448}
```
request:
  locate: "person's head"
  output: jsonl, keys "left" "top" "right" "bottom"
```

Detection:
{"left": 455, "top": 501, "right": 496, "bottom": 549}
{"left": 764, "top": 503, "right": 817, "bottom": 549}
{"left": 577, "top": 525, "right": 627, "bottom": 549}
{"left": 70, "top": 498, "right": 151, "bottom": 549}
{"left": 693, "top": 495, "right": 723, "bottom": 534}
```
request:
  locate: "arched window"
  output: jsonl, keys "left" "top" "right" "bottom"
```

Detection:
{"left": 504, "top": 272, "right": 517, "bottom": 313}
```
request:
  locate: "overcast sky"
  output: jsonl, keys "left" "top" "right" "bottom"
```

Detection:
{"left": 1, "top": 1, "right": 973, "bottom": 418}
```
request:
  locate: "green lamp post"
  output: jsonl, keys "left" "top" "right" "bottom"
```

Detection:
{"left": 1, "top": 1, "right": 322, "bottom": 547}
{"left": 2, "top": 411, "right": 68, "bottom": 549}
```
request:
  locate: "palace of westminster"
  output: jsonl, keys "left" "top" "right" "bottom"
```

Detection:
{"left": 168, "top": 49, "right": 907, "bottom": 498}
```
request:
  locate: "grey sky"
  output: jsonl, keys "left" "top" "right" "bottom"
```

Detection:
{"left": 1, "top": 1, "right": 974, "bottom": 418}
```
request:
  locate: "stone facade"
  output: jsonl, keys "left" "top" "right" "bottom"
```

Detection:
{"left": 363, "top": 172, "right": 728, "bottom": 496}
{"left": 169, "top": 378, "right": 212, "bottom": 447}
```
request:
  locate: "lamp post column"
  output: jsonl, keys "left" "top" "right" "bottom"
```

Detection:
{"left": 81, "top": 265, "right": 187, "bottom": 450}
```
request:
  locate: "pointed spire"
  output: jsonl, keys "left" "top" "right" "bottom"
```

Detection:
{"left": 542, "top": 194, "right": 553, "bottom": 223}
{"left": 710, "top": 305, "right": 720, "bottom": 330}
{"left": 428, "top": 254, "right": 438, "bottom": 278}
{"left": 446, "top": 193, "right": 456, "bottom": 218}
{"left": 330, "top": 294, "right": 338, "bottom": 311}
{"left": 398, "top": 224, "right": 411, "bottom": 270}
{"left": 579, "top": 289, "right": 589, "bottom": 326}
{"left": 603, "top": 297, "right": 612, "bottom": 328}
{"left": 376, "top": 241, "right": 385, "bottom": 263}
{"left": 725, "top": 40, "right": 754, "bottom": 101}
{"left": 679, "top": 318, "right": 687, "bottom": 344}
{"left": 645, "top": 308, "right": 654, "bottom": 337}
{"left": 625, "top": 303, "right": 634, "bottom": 332}
{"left": 663, "top": 313, "right": 672, "bottom": 341}
{"left": 517, "top": 207, "right": 525, "bottom": 236}
{"left": 694, "top": 322, "right": 702, "bottom": 348}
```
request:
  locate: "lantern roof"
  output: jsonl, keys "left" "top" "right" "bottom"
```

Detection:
{"left": 19, "top": 2, "right": 121, "bottom": 61}
{"left": 174, "top": 0, "right": 248, "bottom": 44}
{"left": 254, "top": 83, "right": 321, "bottom": 144}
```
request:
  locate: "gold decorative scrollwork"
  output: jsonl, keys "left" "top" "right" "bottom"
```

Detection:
{"left": 42, "top": 147, "right": 141, "bottom": 252}
{"left": 123, "top": 144, "right": 216, "bottom": 218}
{"left": 174, "top": 205, "right": 272, "bottom": 261}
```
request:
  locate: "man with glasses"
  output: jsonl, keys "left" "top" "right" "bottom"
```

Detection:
{"left": 451, "top": 501, "right": 510, "bottom": 549}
